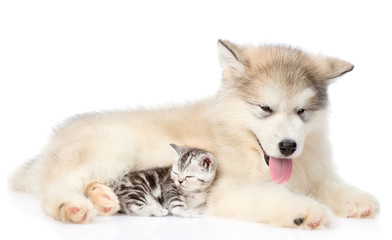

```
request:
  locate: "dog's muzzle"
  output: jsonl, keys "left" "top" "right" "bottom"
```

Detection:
{"left": 252, "top": 132, "right": 270, "bottom": 166}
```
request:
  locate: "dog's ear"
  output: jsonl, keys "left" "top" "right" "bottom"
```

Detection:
{"left": 217, "top": 40, "right": 245, "bottom": 78}
{"left": 311, "top": 54, "right": 354, "bottom": 82}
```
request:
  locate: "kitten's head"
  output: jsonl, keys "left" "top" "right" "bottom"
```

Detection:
{"left": 169, "top": 143, "right": 216, "bottom": 192}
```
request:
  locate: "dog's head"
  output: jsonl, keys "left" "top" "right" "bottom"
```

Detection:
{"left": 216, "top": 40, "right": 353, "bottom": 183}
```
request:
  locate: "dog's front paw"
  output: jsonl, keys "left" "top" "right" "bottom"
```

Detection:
{"left": 331, "top": 188, "right": 379, "bottom": 218}
{"left": 292, "top": 202, "right": 330, "bottom": 230}
{"left": 273, "top": 198, "right": 331, "bottom": 230}
{"left": 59, "top": 199, "right": 96, "bottom": 224}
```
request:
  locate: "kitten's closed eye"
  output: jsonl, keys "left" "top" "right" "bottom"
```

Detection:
{"left": 184, "top": 176, "right": 205, "bottom": 183}
{"left": 185, "top": 176, "right": 206, "bottom": 183}
{"left": 197, "top": 178, "right": 206, "bottom": 183}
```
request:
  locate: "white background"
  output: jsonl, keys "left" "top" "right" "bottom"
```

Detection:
{"left": 0, "top": 0, "right": 391, "bottom": 239}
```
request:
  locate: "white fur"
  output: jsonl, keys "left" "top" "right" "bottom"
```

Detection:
{"left": 248, "top": 86, "right": 317, "bottom": 159}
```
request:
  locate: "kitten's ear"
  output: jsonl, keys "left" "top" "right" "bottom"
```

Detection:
{"left": 169, "top": 143, "right": 186, "bottom": 156}
{"left": 200, "top": 153, "right": 215, "bottom": 172}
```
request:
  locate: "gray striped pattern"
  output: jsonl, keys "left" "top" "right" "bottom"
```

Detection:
{"left": 110, "top": 145, "right": 216, "bottom": 217}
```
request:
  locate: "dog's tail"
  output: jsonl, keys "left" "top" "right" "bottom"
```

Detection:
{"left": 8, "top": 158, "right": 41, "bottom": 195}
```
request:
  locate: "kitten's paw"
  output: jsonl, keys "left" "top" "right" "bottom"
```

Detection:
{"left": 130, "top": 205, "right": 168, "bottom": 217}
{"left": 152, "top": 207, "right": 169, "bottom": 217}
{"left": 59, "top": 199, "right": 95, "bottom": 224}
{"left": 332, "top": 189, "right": 379, "bottom": 218}
{"left": 172, "top": 208, "right": 201, "bottom": 218}
{"left": 85, "top": 182, "right": 120, "bottom": 216}
{"left": 273, "top": 199, "right": 330, "bottom": 230}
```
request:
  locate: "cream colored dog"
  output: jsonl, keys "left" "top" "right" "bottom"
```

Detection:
{"left": 10, "top": 40, "right": 379, "bottom": 229}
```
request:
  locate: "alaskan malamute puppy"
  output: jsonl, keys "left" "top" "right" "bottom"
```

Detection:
{"left": 10, "top": 40, "right": 379, "bottom": 229}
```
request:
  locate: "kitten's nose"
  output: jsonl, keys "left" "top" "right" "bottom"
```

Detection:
{"left": 178, "top": 180, "right": 184, "bottom": 185}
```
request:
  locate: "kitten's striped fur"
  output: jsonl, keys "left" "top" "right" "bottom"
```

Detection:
{"left": 110, "top": 144, "right": 216, "bottom": 217}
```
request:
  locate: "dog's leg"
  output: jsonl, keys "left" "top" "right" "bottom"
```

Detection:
{"left": 207, "top": 177, "right": 331, "bottom": 229}
{"left": 316, "top": 176, "right": 380, "bottom": 218}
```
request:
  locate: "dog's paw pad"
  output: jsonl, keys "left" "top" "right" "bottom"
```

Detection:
{"left": 293, "top": 216, "right": 324, "bottom": 230}
{"left": 361, "top": 209, "right": 371, "bottom": 217}
{"left": 307, "top": 219, "right": 321, "bottom": 229}
{"left": 85, "top": 182, "right": 120, "bottom": 216}
{"left": 294, "top": 217, "right": 304, "bottom": 226}
{"left": 292, "top": 202, "right": 330, "bottom": 230}
{"left": 59, "top": 201, "right": 92, "bottom": 224}
{"left": 342, "top": 198, "right": 379, "bottom": 218}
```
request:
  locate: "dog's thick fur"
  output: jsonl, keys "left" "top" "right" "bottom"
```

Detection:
{"left": 9, "top": 40, "right": 379, "bottom": 229}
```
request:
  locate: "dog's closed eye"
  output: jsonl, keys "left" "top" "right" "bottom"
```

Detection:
{"left": 260, "top": 105, "right": 273, "bottom": 113}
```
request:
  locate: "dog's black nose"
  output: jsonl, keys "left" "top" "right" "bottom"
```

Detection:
{"left": 279, "top": 140, "right": 297, "bottom": 156}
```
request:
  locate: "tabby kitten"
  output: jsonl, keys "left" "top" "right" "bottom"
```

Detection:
{"left": 110, "top": 144, "right": 216, "bottom": 217}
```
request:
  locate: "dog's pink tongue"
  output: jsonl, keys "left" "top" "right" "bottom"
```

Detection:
{"left": 269, "top": 157, "right": 292, "bottom": 184}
